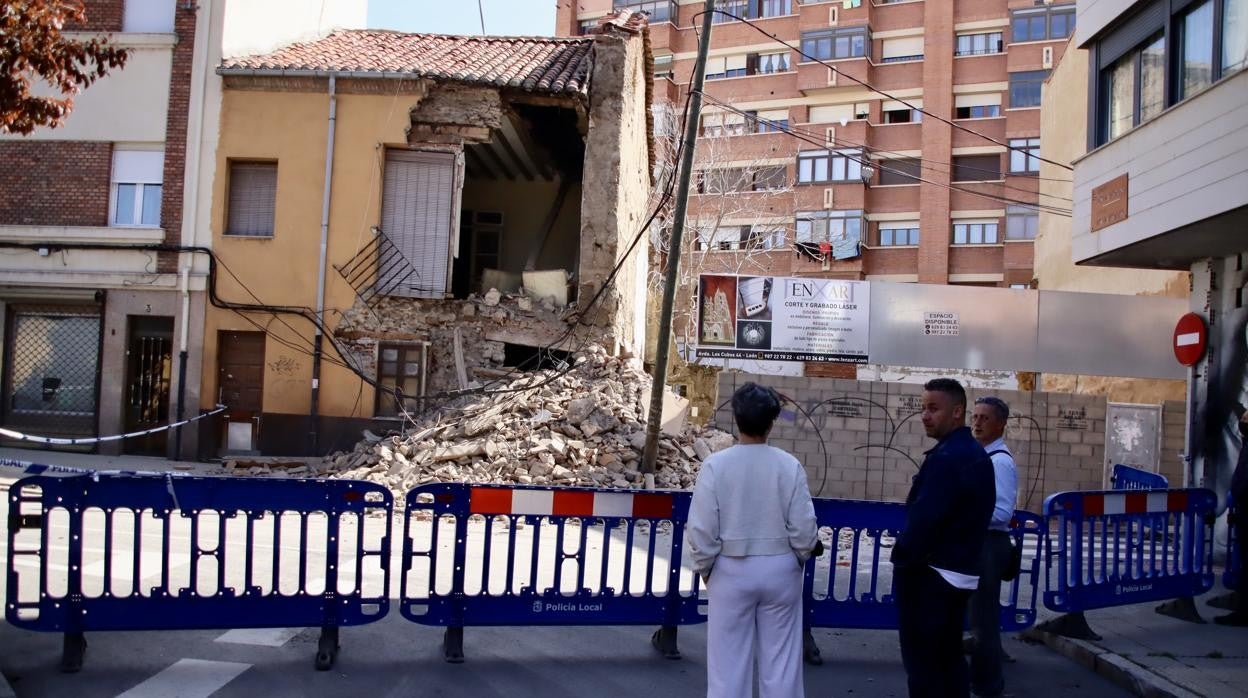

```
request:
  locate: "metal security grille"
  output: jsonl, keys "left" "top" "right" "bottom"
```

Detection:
{"left": 2, "top": 304, "right": 102, "bottom": 440}
{"left": 333, "top": 226, "right": 422, "bottom": 307}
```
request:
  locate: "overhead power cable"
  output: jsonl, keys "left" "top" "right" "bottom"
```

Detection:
{"left": 695, "top": 100, "right": 1075, "bottom": 206}
{"left": 696, "top": 93, "right": 1072, "bottom": 216}
{"left": 692, "top": 9, "right": 1077, "bottom": 173}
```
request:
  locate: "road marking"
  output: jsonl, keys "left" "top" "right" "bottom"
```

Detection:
{"left": 215, "top": 628, "right": 301, "bottom": 647}
{"left": 115, "top": 658, "right": 249, "bottom": 698}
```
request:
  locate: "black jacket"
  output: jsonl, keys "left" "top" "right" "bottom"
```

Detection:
{"left": 1232, "top": 437, "right": 1248, "bottom": 501}
{"left": 891, "top": 426, "right": 996, "bottom": 577}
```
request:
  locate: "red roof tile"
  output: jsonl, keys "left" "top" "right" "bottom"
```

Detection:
{"left": 219, "top": 30, "right": 594, "bottom": 97}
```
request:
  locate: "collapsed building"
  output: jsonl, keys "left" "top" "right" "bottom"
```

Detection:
{"left": 203, "top": 14, "right": 657, "bottom": 456}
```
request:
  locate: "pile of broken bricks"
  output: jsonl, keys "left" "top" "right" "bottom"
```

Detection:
{"left": 297, "top": 344, "right": 735, "bottom": 504}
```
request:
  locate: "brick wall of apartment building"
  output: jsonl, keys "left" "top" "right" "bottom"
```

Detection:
{"left": 157, "top": 1, "right": 196, "bottom": 272}
{"left": 0, "top": 141, "right": 112, "bottom": 226}
{"left": 69, "top": 0, "right": 125, "bottom": 32}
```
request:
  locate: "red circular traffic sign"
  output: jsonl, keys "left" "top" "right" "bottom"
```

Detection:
{"left": 1173, "top": 313, "right": 1207, "bottom": 367}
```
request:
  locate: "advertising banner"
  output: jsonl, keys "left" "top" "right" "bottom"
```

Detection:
{"left": 694, "top": 274, "right": 870, "bottom": 363}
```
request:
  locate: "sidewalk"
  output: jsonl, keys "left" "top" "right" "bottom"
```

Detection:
{"left": 1024, "top": 585, "right": 1247, "bottom": 698}
{"left": 0, "top": 446, "right": 222, "bottom": 476}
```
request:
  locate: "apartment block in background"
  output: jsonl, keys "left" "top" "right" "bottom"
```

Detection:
{"left": 557, "top": 0, "right": 1074, "bottom": 378}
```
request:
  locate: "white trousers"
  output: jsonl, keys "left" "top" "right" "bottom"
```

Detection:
{"left": 706, "top": 553, "right": 805, "bottom": 698}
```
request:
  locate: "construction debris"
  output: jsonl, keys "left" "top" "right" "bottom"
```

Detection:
{"left": 307, "top": 344, "right": 735, "bottom": 502}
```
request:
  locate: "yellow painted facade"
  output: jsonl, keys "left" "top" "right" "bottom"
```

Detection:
{"left": 202, "top": 86, "right": 421, "bottom": 418}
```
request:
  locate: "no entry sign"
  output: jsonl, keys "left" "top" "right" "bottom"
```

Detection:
{"left": 1173, "top": 313, "right": 1207, "bottom": 367}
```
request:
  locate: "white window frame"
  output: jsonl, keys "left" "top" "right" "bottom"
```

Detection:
{"left": 878, "top": 221, "right": 920, "bottom": 246}
{"left": 952, "top": 218, "right": 1001, "bottom": 245}
{"left": 1008, "top": 137, "right": 1041, "bottom": 173}
{"left": 109, "top": 149, "right": 164, "bottom": 228}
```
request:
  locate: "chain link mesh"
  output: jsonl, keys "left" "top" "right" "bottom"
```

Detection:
{"left": 3, "top": 304, "right": 101, "bottom": 439}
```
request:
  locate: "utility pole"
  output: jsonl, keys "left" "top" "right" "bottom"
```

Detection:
{"left": 641, "top": 0, "right": 715, "bottom": 483}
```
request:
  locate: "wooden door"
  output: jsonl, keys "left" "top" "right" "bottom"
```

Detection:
{"left": 217, "top": 330, "right": 265, "bottom": 451}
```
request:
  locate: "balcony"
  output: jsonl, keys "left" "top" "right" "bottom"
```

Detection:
{"left": 694, "top": 131, "right": 796, "bottom": 163}
{"left": 702, "top": 71, "right": 800, "bottom": 103}
{"left": 798, "top": 1, "right": 867, "bottom": 27}
{"left": 864, "top": 245, "right": 919, "bottom": 276}
{"left": 949, "top": 244, "right": 1005, "bottom": 275}
{"left": 868, "top": 120, "right": 921, "bottom": 152}
{"left": 793, "top": 183, "right": 866, "bottom": 210}
{"left": 866, "top": 181, "right": 921, "bottom": 209}
{"left": 949, "top": 181, "right": 1007, "bottom": 212}
{"left": 870, "top": 58, "right": 924, "bottom": 91}
{"left": 1006, "top": 43, "right": 1053, "bottom": 73}
{"left": 1003, "top": 108, "right": 1039, "bottom": 132}
{"left": 951, "top": 117, "right": 1005, "bottom": 148}
{"left": 955, "top": 0, "right": 1010, "bottom": 23}
{"left": 701, "top": 14, "right": 800, "bottom": 47}
{"left": 797, "top": 58, "right": 870, "bottom": 94}
{"left": 870, "top": 0, "right": 925, "bottom": 32}
{"left": 1003, "top": 239, "right": 1034, "bottom": 272}
{"left": 953, "top": 52, "right": 1006, "bottom": 85}
{"left": 647, "top": 21, "right": 680, "bottom": 52}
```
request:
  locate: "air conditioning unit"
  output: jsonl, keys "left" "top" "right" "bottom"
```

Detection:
{"left": 824, "top": 188, "right": 834, "bottom": 209}
{"left": 825, "top": 127, "right": 836, "bottom": 147}
{"left": 1042, "top": 46, "right": 1054, "bottom": 68}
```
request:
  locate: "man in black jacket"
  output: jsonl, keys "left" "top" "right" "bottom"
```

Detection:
{"left": 892, "top": 378, "right": 996, "bottom": 698}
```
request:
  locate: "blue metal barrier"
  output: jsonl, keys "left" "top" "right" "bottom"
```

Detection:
{"left": 399, "top": 483, "right": 703, "bottom": 661}
{"left": 799, "top": 500, "right": 1042, "bottom": 663}
{"left": 1043, "top": 488, "right": 1216, "bottom": 615}
{"left": 1111, "top": 464, "right": 1169, "bottom": 490}
{"left": 6, "top": 472, "right": 391, "bottom": 671}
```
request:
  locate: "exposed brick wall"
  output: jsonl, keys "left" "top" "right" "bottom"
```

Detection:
{"left": 68, "top": 0, "right": 124, "bottom": 32}
{"left": 0, "top": 141, "right": 112, "bottom": 226}
{"left": 157, "top": 0, "right": 195, "bottom": 272}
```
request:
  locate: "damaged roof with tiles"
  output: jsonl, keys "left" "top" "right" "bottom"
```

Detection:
{"left": 219, "top": 29, "right": 594, "bottom": 97}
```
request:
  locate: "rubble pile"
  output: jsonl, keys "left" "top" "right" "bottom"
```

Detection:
{"left": 319, "top": 344, "right": 735, "bottom": 500}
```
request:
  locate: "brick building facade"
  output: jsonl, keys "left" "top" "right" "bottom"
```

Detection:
{"left": 0, "top": 0, "right": 202, "bottom": 458}
{"left": 558, "top": 1, "right": 1072, "bottom": 377}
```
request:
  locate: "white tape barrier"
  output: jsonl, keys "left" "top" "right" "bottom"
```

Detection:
{"left": 0, "top": 405, "right": 227, "bottom": 447}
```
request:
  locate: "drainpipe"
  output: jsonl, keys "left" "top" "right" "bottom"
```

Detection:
{"left": 174, "top": 0, "right": 212, "bottom": 460}
{"left": 174, "top": 266, "right": 190, "bottom": 458}
{"left": 311, "top": 75, "right": 337, "bottom": 455}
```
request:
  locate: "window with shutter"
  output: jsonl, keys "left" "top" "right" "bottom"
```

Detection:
{"left": 225, "top": 162, "right": 277, "bottom": 237}
{"left": 379, "top": 150, "right": 458, "bottom": 299}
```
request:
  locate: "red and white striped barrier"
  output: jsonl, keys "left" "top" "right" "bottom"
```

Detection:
{"left": 468, "top": 486, "right": 675, "bottom": 519}
{"left": 1079, "top": 490, "right": 1189, "bottom": 516}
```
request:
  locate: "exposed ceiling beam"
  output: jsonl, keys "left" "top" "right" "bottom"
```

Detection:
{"left": 499, "top": 115, "right": 548, "bottom": 181}
{"left": 464, "top": 147, "right": 497, "bottom": 180}
{"left": 505, "top": 113, "right": 557, "bottom": 180}
{"left": 493, "top": 133, "right": 535, "bottom": 182}
{"left": 476, "top": 142, "right": 515, "bottom": 181}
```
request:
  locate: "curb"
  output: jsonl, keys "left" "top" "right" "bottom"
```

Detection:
{"left": 1021, "top": 628, "right": 1201, "bottom": 698}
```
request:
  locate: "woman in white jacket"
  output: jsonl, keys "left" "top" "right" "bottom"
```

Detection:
{"left": 687, "top": 382, "right": 820, "bottom": 698}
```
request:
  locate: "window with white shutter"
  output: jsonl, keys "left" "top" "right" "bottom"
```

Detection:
{"left": 111, "top": 149, "right": 163, "bottom": 227}
{"left": 379, "top": 149, "right": 458, "bottom": 299}
{"left": 225, "top": 162, "right": 277, "bottom": 237}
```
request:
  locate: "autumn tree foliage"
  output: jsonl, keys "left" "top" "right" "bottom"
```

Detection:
{"left": 1, "top": 0, "right": 128, "bottom": 134}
